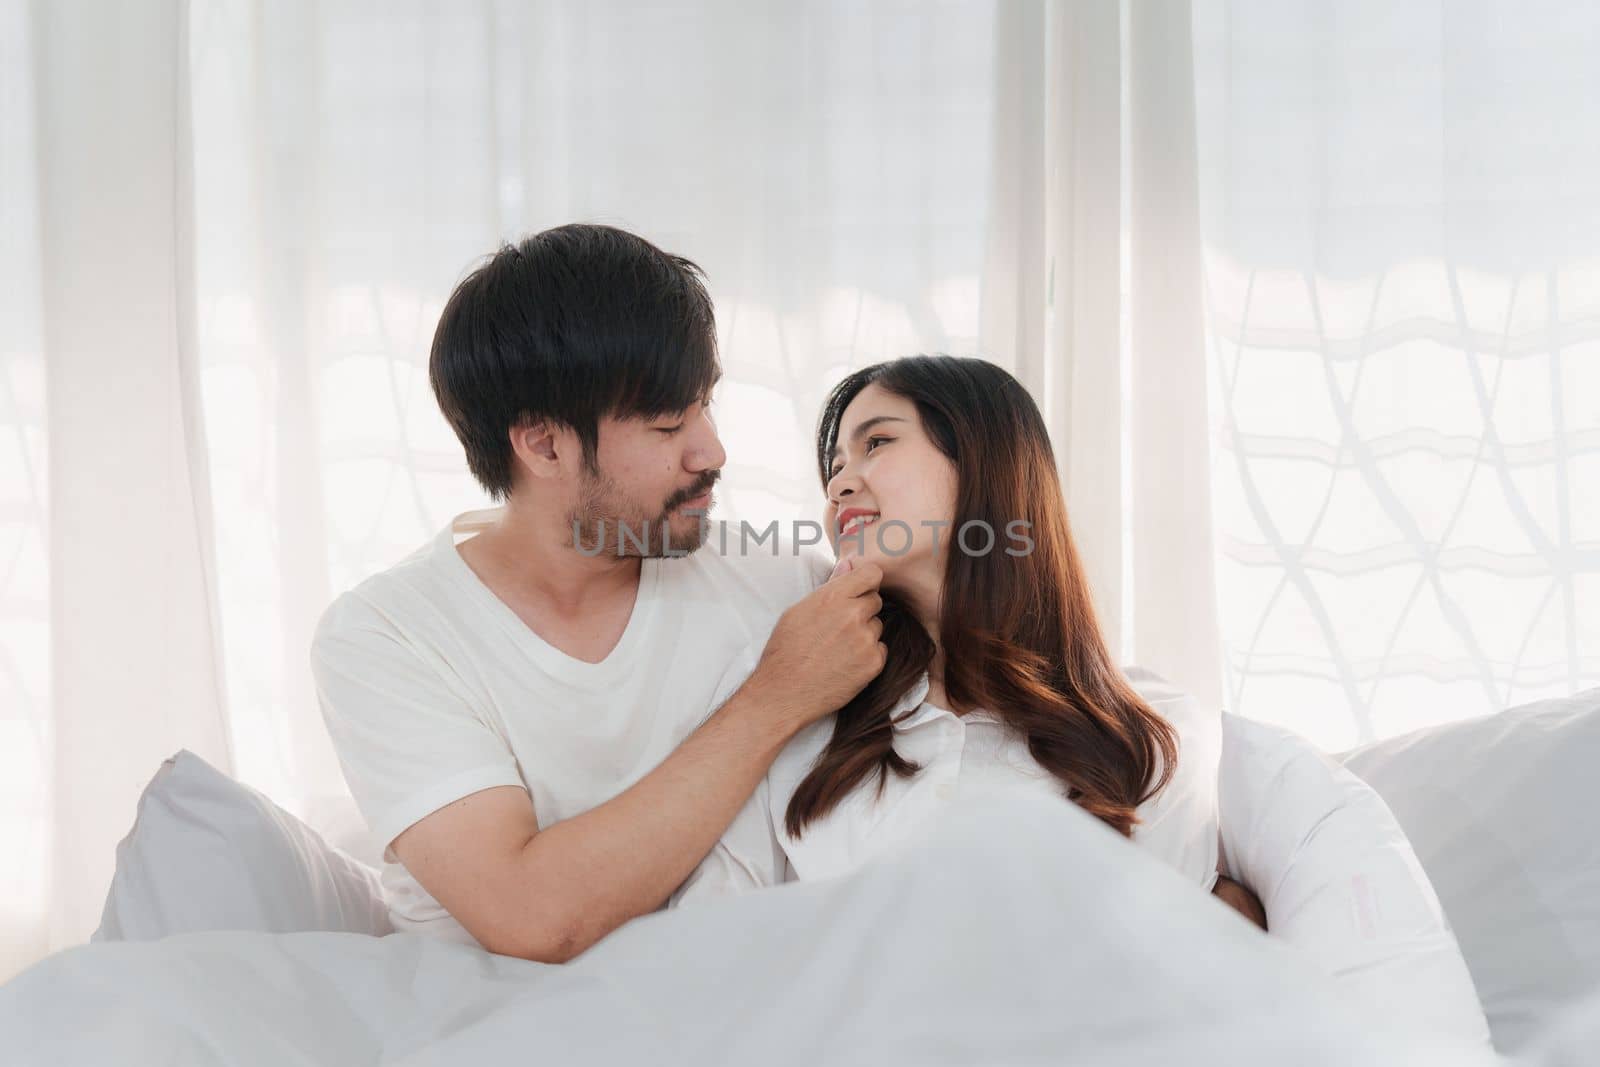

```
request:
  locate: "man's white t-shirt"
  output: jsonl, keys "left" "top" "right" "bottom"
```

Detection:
{"left": 310, "top": 507, "right": 830, "bottom": 945}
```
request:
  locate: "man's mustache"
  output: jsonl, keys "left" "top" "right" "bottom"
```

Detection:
{"left": 666, "top": 471, "right": 720, "bottom": 511}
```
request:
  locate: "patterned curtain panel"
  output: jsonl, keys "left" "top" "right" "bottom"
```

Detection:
{"left": 1194, "top": 0, "right": 1600, "bottom": 749}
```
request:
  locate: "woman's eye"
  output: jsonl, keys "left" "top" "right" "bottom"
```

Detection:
{"left": 828, "top": 436, "right": 892, "bottom": 478}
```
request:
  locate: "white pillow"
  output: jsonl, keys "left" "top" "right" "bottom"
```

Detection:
{"left": 1218, "top": 713, "right": 1490, "bottom": 1046}
{"left": 94, "top": 750, "right": 392, "bottom": 941}
{"left": 1339, "top": 688, "right": 1600, "bottom": 1055}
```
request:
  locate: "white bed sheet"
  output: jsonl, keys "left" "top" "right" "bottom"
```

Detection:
{"left": 3, "top": 791, "right": 1506, "bottom": 1067}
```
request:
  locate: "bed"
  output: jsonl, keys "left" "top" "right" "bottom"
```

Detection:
{"left": 3, "top": 685, "right": 1596, "bottom": 1066}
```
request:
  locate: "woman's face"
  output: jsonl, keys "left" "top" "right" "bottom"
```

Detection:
{"left": 823, "top": 383, "right": 958, "bottom": 583}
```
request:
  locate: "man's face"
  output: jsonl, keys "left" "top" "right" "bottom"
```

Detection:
{"left": 568, "top": 393, "right": 726, "bottom": 557}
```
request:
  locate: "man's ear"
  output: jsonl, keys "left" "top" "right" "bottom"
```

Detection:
{"left": 507, "top": 420, "right": 571, "bottom": 483}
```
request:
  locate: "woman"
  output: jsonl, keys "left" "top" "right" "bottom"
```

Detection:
{"left": 678, "top": 355, "right": 1262, "bottom": 925}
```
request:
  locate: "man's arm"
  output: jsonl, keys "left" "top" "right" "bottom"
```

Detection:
{"left": 391, "top": 562, "right": 887, "bottom": 963}
{"left": 1212, "top": 874, "right": 1268, "bottom": 931}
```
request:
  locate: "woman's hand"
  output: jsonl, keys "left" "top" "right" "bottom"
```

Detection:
{"left": 1212, "top": 874, "right": 1268, "bottom": 931}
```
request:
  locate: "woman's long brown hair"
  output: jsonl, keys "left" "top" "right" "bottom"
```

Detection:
{"left": 785, "top": 355, "right": 1178, "bottom": 839}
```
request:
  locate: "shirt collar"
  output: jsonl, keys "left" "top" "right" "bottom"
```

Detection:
{"left": 889, "top": 673, "right": 936, "bottom": 733}
{"left": 888, "top": 674, "right": 1005, "bottom": 730}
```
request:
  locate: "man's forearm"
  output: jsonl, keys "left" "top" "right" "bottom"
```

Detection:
{"left": 502, "top": 675, "right": 806, "bottom": 962}
{"left": 1212, "top": 874, "right": 1268, "bottom": 931}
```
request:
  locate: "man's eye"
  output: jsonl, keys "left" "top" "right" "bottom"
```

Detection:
{"left": 658, "top": 423, "right": 684, "bottom": 435}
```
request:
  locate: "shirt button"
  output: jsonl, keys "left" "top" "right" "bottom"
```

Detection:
{"left": 935, "top": 782, "right": 957, "bottom": 801}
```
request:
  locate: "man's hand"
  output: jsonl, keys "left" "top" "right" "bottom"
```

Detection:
{"left": 1212, "top": 874, "right": 1268, "bottom": 931}
{"left": 746, "top": 558, "right": 887, "bottom": 734}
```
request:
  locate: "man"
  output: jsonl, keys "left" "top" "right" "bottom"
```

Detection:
{"left": 311, "top": 224, "right": 886, "bottom": 962}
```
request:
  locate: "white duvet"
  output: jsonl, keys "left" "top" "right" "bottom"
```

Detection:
{"left": 2, "top": 792, "right": 1517, "bottom": 1066}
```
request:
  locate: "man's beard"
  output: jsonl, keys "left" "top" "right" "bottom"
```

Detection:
{"left": 567, "top": 469, "right": 717, "bottom": 558}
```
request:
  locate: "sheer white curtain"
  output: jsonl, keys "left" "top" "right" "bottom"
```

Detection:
{"left": 21, "top": 0, "right": 1590, "bottom": 985}
{"left": 5, "top": 0, "right": 1030, "bottom": 981}
{"left": 184, "top": 0, "right": 1001, "bottom": 825}
{"left": 1192, "top": 0, "right": 1600, "bottom": 750}
{"left": 5, "top": 0, "right": 234, "bottom": 982}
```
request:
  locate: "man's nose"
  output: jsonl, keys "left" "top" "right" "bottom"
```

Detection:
{"left": 687, "top": 417, "right": 726, "bottom": 472}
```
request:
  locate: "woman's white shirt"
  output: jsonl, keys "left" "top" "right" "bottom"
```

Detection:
{"left": 671, "top": 666, "right": 1223, "bottom": 905}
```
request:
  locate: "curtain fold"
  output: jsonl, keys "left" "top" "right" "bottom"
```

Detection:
{"left": 1128, "top": 0, "right": 1225, "bottom": 714}
{"left": 986, "top": 0, "right": 1225, "bottom": 712}
{"left": 29, "top": 0, "right": 233, "bottom": 972}
{"left": 1041, "top": 0, "right": 1126, "bottom": 665}
{"left": 0, "top": 0, "right": 50, "bottom": 984}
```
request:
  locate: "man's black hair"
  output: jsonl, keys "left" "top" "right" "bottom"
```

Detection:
{"left": 429, "top": 223, "right": 720, "bottom": 500}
